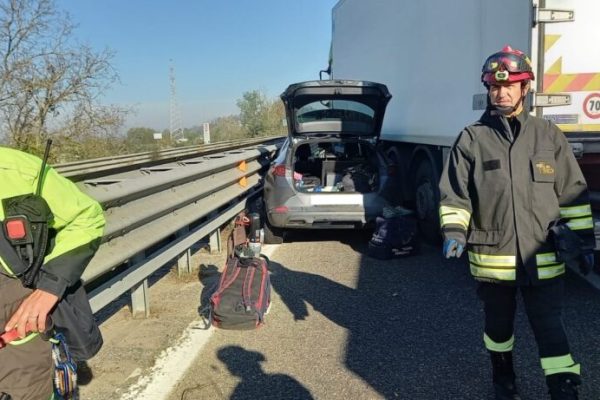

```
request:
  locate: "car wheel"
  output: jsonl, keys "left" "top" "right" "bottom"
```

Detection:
{"left": 414, "top": 159, "right": 441, "bottom": 244}
{"left": 264, "top": 219, "right": 284, "bottom": 244}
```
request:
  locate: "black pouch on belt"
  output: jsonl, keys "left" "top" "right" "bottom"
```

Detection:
{"left": 1, "top": 194, "right": 53, "bottom": 287}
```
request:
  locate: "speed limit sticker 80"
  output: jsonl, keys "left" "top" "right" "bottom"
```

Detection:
{"left": 584, "top": 93, "right": 600, "bottom": 119}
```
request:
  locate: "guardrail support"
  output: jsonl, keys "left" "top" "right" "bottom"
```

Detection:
{"left": 208, "top": 212, "right": 222, "bottom": 254}
{"left": 130, "top": 254, "right": 150, "bottom": 318}
{"left": 177, "top": 227, "right": 192, "bottom": 276}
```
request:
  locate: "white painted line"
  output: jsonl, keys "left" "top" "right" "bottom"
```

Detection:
{"left": 119, "top": 244, "right": 279, "bottom": 400}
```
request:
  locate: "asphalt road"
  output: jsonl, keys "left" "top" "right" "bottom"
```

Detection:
{"left": 160, "top": 230, "right": 600, "bottom": 400}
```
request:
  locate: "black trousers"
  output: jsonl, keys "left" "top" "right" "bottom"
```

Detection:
{"left": 477, "top": 279, "right": 570, "bottom": 359}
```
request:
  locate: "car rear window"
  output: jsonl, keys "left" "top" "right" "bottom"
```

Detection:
{"left": 296, "top": 100, "right": 375, "bottom": 133}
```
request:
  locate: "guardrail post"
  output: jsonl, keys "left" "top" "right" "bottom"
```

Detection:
{"left": 177, "top": 227, "right": 192, "bottom": 276}
{"left": 208, "top": 213, "right": 222, "bottom": 254}
{"left": 130, "top": 253, "right": 150, "bottom": 318}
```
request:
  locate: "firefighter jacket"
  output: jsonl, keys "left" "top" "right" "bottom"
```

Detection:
{"left": 439, "top": 109, "right": 594, "bottom": 285}
{"left": 0, "top": 146, "right": 105, "bottom": 297}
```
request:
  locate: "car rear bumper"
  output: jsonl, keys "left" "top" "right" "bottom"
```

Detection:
{"left": 267, "top": 202, "right": 388, "bottom": 229}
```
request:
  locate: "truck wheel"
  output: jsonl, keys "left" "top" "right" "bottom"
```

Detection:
{"left": 264, "top": 220, "right": 284, "bottom": 244}
{"left": 414, "top": 160, "right": 441, "bottom": 244}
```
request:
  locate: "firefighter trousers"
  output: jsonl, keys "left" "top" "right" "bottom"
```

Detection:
{"left": 0, "top": 273, "right": 53, "bottom": 400}
{"left": 477, "top": 279, "right": 580, "bottom": 378}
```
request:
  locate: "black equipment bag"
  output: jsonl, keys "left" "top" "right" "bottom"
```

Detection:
{"left": 209, "top": 213, "right": 271, "bottom": 330}
{"left": 368, "top": 210, "right": 419, "bottom": 260}
{"left": 209, "top": 255, "right": 271, "bottom": 330}
{"left": 341, "top": 165, "right": 377, "bottom": 193}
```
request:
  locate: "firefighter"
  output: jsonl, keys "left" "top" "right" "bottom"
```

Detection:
{"left": 438, "top": 45, "right": 595, "bottom": 400}
{"left": 0, "top": 146, "right": 105, "bottom": 399}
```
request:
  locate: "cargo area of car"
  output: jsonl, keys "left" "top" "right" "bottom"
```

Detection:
{"left": 291, "top": 140, "right": 380, "bottom": 193}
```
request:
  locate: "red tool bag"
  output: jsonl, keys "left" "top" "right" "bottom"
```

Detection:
{"left": 209, "top": 213, "right": 271, "bottom": 330}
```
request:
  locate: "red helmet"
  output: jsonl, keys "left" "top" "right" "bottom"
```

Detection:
{"left": 481, "top": 45, "right": 534, "bottom": 85}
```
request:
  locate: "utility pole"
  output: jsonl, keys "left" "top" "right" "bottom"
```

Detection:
{"left": 169, "top": 60, "right": 185, "bottom": 143}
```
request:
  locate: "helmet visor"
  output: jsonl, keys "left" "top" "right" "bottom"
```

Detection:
{"left": 482, "top": 52, "right": 531, "bottom": 74}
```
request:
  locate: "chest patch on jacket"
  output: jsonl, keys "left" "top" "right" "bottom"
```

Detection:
{"left": 483, "top": 159, "right": 501, "bottom": 171}
{"left": 535, "top": 161, "right": 555, "bottom": 175}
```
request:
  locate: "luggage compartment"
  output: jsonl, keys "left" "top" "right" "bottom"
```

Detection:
{"left": 292, "top": 140, "right": 380, "bottom": 193}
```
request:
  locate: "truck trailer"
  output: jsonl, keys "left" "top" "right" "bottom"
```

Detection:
{"left": 328, "top": 0, "right": 600, "bottom": 245}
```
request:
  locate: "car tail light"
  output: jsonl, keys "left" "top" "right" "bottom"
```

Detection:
{"left": 273, "top": 206, "right": 289, "bottom": 214}
{"left": 272, "top": 164, "right": 288, "bottom": 177}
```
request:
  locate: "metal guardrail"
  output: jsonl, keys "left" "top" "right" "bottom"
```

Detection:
{"left": 55, "top": 136, "right": 283, "bottom": 181}
{"left": 56, "top": 138, "right": 282, "bottom": 315}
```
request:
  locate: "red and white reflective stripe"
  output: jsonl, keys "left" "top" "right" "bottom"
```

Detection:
{"left": 0, "top": 322, "right": 35, "bottom": 349}
{"left": 0, "top": 329, "right": 20, "bottom": 349}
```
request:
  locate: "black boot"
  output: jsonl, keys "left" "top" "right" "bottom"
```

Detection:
{"left": 547, "top": 373, "right": 580, "bottom": 400}
{"left": 490, "top": 351, "right": 521, "bottom": 400}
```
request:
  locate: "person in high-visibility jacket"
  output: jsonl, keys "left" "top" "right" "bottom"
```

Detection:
{"left": 0, "top": 146, "right": 105, "bottom": 400}
{"left": 438, "top": 45, "right": 595, "bottom": 400}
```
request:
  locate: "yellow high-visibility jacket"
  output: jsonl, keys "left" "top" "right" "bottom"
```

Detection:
{"left": 439, "top": 110, "right": 594, "bottom": 285}
{"left": 0, "top": 146, "right": 105, "bottom": 296}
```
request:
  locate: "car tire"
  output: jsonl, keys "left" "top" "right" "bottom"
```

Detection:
{"left": 414, "top": 159, "right": 441, "bottom": 244}
{"left": 264, "top": 219, "right": 284, "bottom": 244}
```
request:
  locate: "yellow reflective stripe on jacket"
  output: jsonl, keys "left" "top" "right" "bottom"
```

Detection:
{"left": 439, "top": 206, "right": 470, "bottom": 229}
{"left": 541, "top": 354, "right": 581, "bottom": 376}
{"left": 538, "top": 264, "right": 565, "bottom": 279}
{"left": 536, "top": 252, "right": 559, "bottom": 266}
{"left": 566, "top": 216, "right": 594, "bottom": 230}
{"left": 470, "top": 264, "right": 516, "bottom": 280}
{"left": 469, "top": 251, "right": 565, "bottom": 281}
{"left": 469, "top": 251, "right": 516, "bottom": 281}
{"left": 560, "top": 204, "right": 592, "bottom": 218}
{"left": 468, "top": 252, "right": 516, "bottom": 267}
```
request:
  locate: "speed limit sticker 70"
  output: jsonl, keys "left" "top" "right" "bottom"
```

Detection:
{"left": 584, "top": 93, "right": 600, "bottom": 119}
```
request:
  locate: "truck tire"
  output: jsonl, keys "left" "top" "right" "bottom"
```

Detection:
{"left": 264, "top": 220, "right": 284, "bottom": 244}
{"left": 414, "top": 159, "right": 441, "bottom": 244}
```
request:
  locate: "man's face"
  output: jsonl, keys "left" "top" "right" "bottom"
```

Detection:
{"left": 488, "top": 81, "right": 527, "bottom": 112}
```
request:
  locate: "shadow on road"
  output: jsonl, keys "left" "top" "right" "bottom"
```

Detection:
{"left": 270, "top": 231, "right": 600, "bottom": 399}
{"left": 211, "top": 345, "right": 314, "bottom": 400}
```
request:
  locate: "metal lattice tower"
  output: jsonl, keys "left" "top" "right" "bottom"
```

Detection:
{"left": 169, "top": 61, "right": 184, "bottom": 143}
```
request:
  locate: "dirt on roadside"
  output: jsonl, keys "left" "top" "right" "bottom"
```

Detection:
{"left": 78, "top": 229, "right": 232, "bottom": 400}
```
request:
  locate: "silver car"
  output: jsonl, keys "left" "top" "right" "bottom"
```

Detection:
{"left": 262, "top": 80, "right": 394, "bottom": 243}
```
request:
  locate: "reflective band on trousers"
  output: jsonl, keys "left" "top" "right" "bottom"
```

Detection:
{"left": 541, "top": 354, "right": 581, "bottom": 376}
{"left": 484, "top": 333, "right": 514, "bottom": 352}
{"left": 439, "top": 206, "right": 471, "bottom": 230}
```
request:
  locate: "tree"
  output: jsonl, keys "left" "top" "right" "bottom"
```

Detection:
{"left": 237, "top": 90, "right": 267, "bottom": 137}
{"left": 209, "top": 114, "right": 244, "bottom": 142}
{"left": 0, "top": 0, "right": 127, "bottom": 156}
{"left": 236, "top": 90, "right": 285, "bottom": 138}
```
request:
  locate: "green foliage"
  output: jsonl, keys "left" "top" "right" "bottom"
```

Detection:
{"left": 236, "top": 90, "right": 285, "bottom": 138}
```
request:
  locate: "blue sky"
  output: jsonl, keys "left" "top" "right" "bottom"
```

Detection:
{"left": 58, "top": 1, "right": 338, "bottom": 131}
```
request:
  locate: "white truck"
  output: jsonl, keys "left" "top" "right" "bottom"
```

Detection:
{"left": 328, "top": 0, "right": 600, "bottom": 244}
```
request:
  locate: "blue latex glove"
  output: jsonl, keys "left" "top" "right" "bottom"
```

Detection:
{"left": 579, "top": 252, "right": 594, "bottom": 275}
{"left": 443, "top": 238, "right": 465, "bottom": 259}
